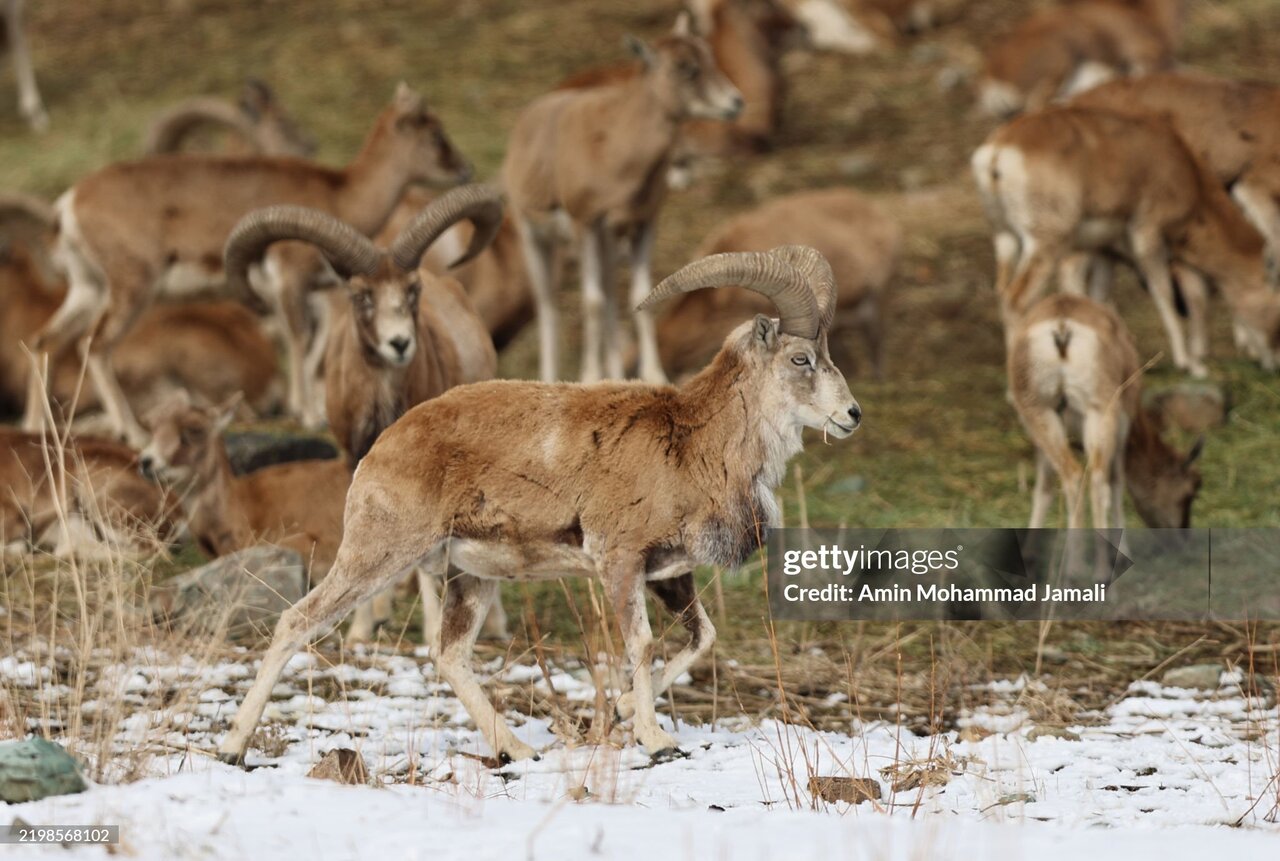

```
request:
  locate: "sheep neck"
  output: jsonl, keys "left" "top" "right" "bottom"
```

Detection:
{"left": 183, "top": 443, "right": 251, "bottom": 558}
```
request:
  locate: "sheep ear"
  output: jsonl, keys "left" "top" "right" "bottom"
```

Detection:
{"left": 1185, "top": 435, "right": 1205, "bottom": 467}
{"left": 752, "top": 314, "right": 778, "bottom": 350}
{"left": 673, "top": 10, "right": 693, "bottom": 37}
{"left": 625, "top": 34, "right": 655, "bottom": 67}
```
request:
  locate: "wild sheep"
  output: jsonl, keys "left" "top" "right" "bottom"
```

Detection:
{"left": 560, "top": 1, "right": 800, "bottom": 158}
{"left": 1071, "top": 71, "right": 1280, "bottom": 279}
{"left": 216, "top": 244, "right": 861, "bottom": 767}
{"left": 1008, "top": 293, "right": 1202, "bottom": 529}
{"left": 22, "top": 82, "right": 471, "bottom": 446}
{"left": 977, "top": 0, "right": 1174, "bottom": 118}
{"left": 138, "top": 392, "right": 388, "bottom": 641}
{"left": 222, "top": 185, "right": 502, "bottom": 464}
{"left": 271, "top": 185, "right": 532, "bottom": 429}
{"left": 0, "top": 428, "right": 178, "bottom": 556}
{"left": 0, "top": 194, "right": 279, "bottom": 422}
{"left": 142, "top": 79, "right": 316, "bottom": 158}
{"left": 1, "top": 0, "right": 46, "bottom": 131}
{"left": 502, "top": 13, "right": 743, "bottom": 385}
{"left": 655, "top": 188, "right": 900, "bottom": 381}
{"left": 972, "top": 106, "right": 1280, "bottom": 376}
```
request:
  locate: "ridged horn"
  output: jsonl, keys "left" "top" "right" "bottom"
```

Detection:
{"left": 388, "top": 184, "right": 505, "bottom": 272}
{"left": 769, "top": 244, "right": 836, "bottom": 332}
{"left": 223, "top": 205, "right": 383, "bottom": 301}
{"left": 142, "top": 97, "right": 261, "bottom": 156}
{"left": 639, "top": 250, "right": 820, "bottom": 339}
{"left": 0, "top": 192, "right": 55, "bottom": 233}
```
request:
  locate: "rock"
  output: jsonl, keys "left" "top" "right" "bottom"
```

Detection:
{"left": 808, "top": 775, "right": 881, "bottom": 805}
{"left": 1146, "top": 382, "right": 1228, "bottom": 434}
{"left": 0, "top": 737, "right": 87, "bottom": 804}
{"left": 151, "top": 546, "right": 307, "bottom": 642}
{"left": 1161, "top": 664, "right": 1223, "bottom": 690}
{"left": 223, "top": 429, "right": 338, "bottom": 476}
{"left": 1027, "top": 726, "right": 1081, "bottom": 742}
{"left": 837, "top": 152, "right": 878, "bottom": 180}
{"left": 307, "top": 749, "right": 370, "bottom": 786}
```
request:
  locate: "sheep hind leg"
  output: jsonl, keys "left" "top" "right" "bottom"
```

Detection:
{"left": 434, "top": 572, "right": 536, "bottom": 763}
{"left": 217, "top": 537, "right": 427, "bottom": 765}
{"left": 616, "top": 571, "right": 715, "bottom": 722}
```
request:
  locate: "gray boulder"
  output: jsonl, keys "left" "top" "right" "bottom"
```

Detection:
{"left": 151, "top": 546, "right": 307, "bottom": 641}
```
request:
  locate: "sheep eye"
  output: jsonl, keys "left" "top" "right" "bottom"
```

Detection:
{"left": 791, "top": 355, "right": 812, "bottom": 368}
{"left": 680, "top": 61, "right": 700, "bottom": 80}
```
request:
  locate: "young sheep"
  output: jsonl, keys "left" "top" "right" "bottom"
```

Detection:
{"left": 138, "top": 392, "right": 389, "bottom": 641}
{"left": 222, "top": 185, "right": 502, "bottom": 464}
{"left": 1008, "top": 293, "right": 1202, "bottom": 529}
{"left": 217, "top": 245, "right": 861, "bottom": 767}
{"left": 0, "top": 428, "right": 178, "bottom": 556}
{"left": 502, "top": 13, "right": 743, "bottom": 385}
{"left": 655, "top": 188, "right": 900, "bottom": 381}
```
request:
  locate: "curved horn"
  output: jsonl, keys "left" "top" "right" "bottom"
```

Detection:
{"left": 0, "top": 191, "right": 55, "bottom": 233}
{"left": 769, "top": 244, "right": 837, "bottom": 332}
{"left": 223, "top": 205, "right": 383, "bottom": 301}
{"left": 388, "top": 184, "right": 505, "bottom": 272}
{"left": 142, "top": 97, "right": 261, "bottom": 156}
{"left": 639, "top": 251, "right": 820, "bottom": 339}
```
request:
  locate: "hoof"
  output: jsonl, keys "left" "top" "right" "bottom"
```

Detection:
{"left": 216, "top": 751, "right": 246, "bottom": 768}
{"left": 649, "top": 746, "right": 690, "bottom": 764}
{"left": 496, "top": 748, "right": 540, "bottom": 766}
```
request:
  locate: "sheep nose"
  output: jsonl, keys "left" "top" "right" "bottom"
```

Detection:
{"left": 139, "top": 455, "right": 155, "bottom": 478}
{"left": 389, "top": 337, "right": 411, "bottom": 357}
{"left": 847, "top": 404, "right": 862, "bottom": 427}
{"left": 726, "top": 94, "right": 745, "bottom": 117}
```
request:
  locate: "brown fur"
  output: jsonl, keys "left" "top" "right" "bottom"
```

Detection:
{"left": 558, "top": 0, "right": 795, "bottom": 155}
{"left": 656, "top": 188, "right": 900, "bottom": 380}
{"left": 504, "top": 20, "right": 743, "bottom": 384}
{"left": 142, "top": 80, "right": 316, "bottom": 158}
{"left": 1008, "top": 293, "right": 1201, "bottom": 529}
{"left": 0, "top": 240, "right": 278, "bottom": 420}
{"left": 25, "top": 83, "right": 471, "bottom": 445}
{"left": 217, "top": 283, "right": 861, "bottom": 765}
{"left": 978, "top": 0, "right": 1174, "bottom": 117}
{"left": 972, "top": 106, "right": 1280, "bottom": 375}
{"left": 139, "top": 396, "right": 346, "bottom": 573}
{"left": 1071, "top": 71, "right": 1280, "bottom": 272}
{"left": 0, "top": 428, "right": 178, "bottom": 551}
{"left": 323, "top": 261, "right": 497, "bottom": 464}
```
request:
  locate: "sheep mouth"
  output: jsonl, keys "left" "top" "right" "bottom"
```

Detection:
{"left": 826, "top": 419, "right": 857, "bottom": 438}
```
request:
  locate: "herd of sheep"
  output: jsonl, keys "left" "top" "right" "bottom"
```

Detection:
{"left": 0, "top": 0, "right": 1276, "bottom": 764}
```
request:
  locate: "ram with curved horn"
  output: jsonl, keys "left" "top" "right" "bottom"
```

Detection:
{"left": 22, "top": 82, "right": 472, "bottom": 446}
{"left": 217, "top": 244, "right": 862, "bottom": 768}
{"left": 142, "top": 79, "right": 316, "bottom": 158}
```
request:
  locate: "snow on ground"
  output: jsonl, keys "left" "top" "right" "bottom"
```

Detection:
{"left": 3, "top": 647, "right": 1277, "bottom": 860}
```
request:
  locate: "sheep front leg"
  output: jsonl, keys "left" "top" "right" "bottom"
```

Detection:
{"left": 606, "top": 552, "right": 680, "bottom": 757}
{"left": 629, "top": 219, "right": 668, "bottom": 384}
{"left": 516, "top": 218, "right": 559, "bottom": 383}
{"left": 435, "top": 573, "right": 535, "bottom": 763}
